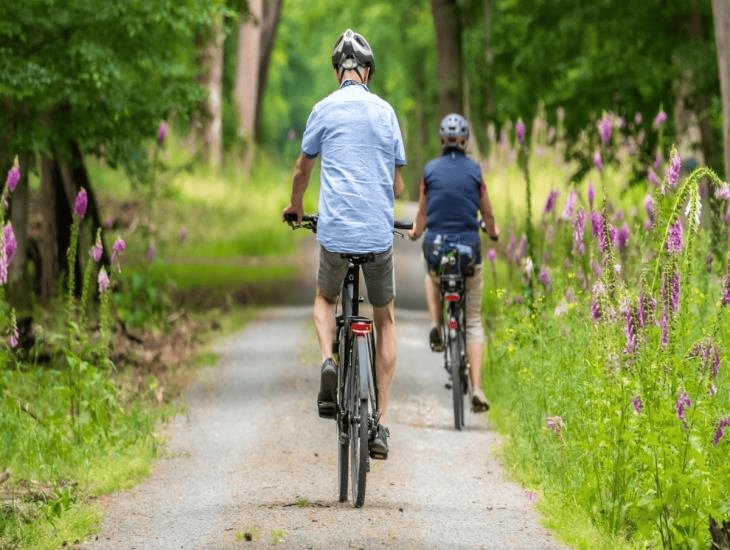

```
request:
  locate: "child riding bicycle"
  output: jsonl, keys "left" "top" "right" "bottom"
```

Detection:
{"left": 408, "top": 113, "right": 499, "bottom": 413}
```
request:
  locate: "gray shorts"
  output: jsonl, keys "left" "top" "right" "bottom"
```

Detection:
{"left": 318, "top": 246, "right": 395, "bottom": 307}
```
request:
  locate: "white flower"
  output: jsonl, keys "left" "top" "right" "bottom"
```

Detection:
{"left": 684, "top": 195, "right": 702, "bottom": 227}
{"left": 524, "top": 257, "right": 534, "bottom": 277}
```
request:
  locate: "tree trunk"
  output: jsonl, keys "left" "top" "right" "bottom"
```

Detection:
{"left": 713, "top": 0, "right": 730, "bottom": 179}
{"left": 196, "top": 17, "right": 225, "bottom": 168}
{"left": 254, "top": 0, "right": 283, "bottom": 138}
{"left": 38, "top": 157, "right": 63, "bottom": 299}
{"left": 430, "top": 0, "right": 463, "bottom": 118}
{"left": 234, "top": 0, "right": 263, "bottom": 142}
{"left": 8, "top": 154, "right": 31, "bottom": 309}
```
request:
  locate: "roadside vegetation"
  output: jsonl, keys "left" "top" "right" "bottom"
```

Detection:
{"left": 482, "top": 113, "right": 729, "bottom": 549}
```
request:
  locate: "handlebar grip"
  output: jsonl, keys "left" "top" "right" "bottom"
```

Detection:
{"left": 283, "top": 212, "right": 298, "bottom": 222}
{"left": 394, "top": 220, "right": 413, "bottom": 230}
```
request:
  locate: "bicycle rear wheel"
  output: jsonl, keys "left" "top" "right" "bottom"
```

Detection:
{"left": 349, "top": 334, "right": 369, "bottom": 507}
{"left": 448, "top": 329, "right": 465, "bottom": 430}
{"left": 336, "top": 325, "right": 349, "bottom": 503}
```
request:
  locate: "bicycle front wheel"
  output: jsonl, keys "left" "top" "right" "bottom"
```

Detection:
{"left": 349, "top": 334, "right": 370, "bottom": 507}
{"left": 336, "top": 337, "right": 349, "bottom": 503}
{"left": 448, "top": 329, "right": 465, "bottom": 430}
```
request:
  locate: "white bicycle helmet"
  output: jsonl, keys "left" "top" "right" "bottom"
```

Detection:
{"left": 332, "top": 28, "right": 375, "bottom": 80}
{"left": 439, "top": 114, "right": 470, "bottom": 149}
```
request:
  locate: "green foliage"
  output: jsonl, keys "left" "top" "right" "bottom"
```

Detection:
{"left": 0, "top": 0, "right": 227, "bottom": 174}
{"left": 483, "top": 125, "right": 730, "bottom": 547}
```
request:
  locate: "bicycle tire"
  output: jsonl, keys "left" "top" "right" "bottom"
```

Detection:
{"left": 336, "top": 330, "right": 349, "bottom": 503}
{"left": 448, "top": 324, "right": 465, "bottom": 430}
{"left": 350, "top": 334, "right": 369, "bottom": 507}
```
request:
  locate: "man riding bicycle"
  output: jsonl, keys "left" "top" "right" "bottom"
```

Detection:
{"left": 407, "top": 113, "right": 499, "bottom": 413}
{"left": 282, "top": 29, "right": 406, "bottom": 459}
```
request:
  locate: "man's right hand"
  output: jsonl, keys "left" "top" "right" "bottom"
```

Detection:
{"left": 282, "top": 204, "right": 304, "bottom": 226}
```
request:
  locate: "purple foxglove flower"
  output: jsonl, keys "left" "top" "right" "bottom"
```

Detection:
{"left": 3, "top": 223, "right": 16, "bottom": 265}
{"left": 714, "top": 417, "right": 730, "bottom": 446}
{"left": 644, "top": 195, "right": 655, "bottom": 230}
{"left": 631, "top": 396, "right": 643, "bottom": 414}
{"left": 716, "top": 184, "right": 730, "bottom": 200}
{"left": 711, "top": 345, "right": 720, "bottom": 379}
{"left": 543, "top": 190, "right": 560, "bottom": 215}
{"left": 637, "top": 292, "right": 647, "bottom": 328}
{"left": 653, "top": 111, "right": 668, "bottom": 128}
{"left": 538, "top": 265, "right": 551, "bottom": 290}
{"left": 675, "top": 390, "right": 691, "bottom": 430}
{"left": 5, "top": 162, "right": 20, "bottom": 193}
{"left": 667, "top": 149, "right": 681, "bottom": 189}
{"left": 8, "top": 315, "right": 18, "bottom": 349}
{"left": 0, "top": 247, "right": 6, "bottom": 285}
{"left": 587, "top": 181, "right": 595, "bottom": 208}
{"left": 593, "top": 151, "right": 603, "bottom": 171}
{"left": 624, "top": 307, "right": 636, "bottom": 354}
{"left": 723, "top": 275, "right": 730, "bottom": 306}
{"left": 617, "top": 223, "right": 629, "bottom": 251}
{"left": 111, "top": 236, "right": 126, "bottom": 270}
{"left": 181, "top": 227, "right": 188, "bottom": 242}
{"left": 647, "top": 168, "right": 659, "bottom": 187}
{"left": 561, "top": 190, "right": 577, "bottom": 221}
{"left": 515, "top": 118, "right": 526, "bottom": 144}
{"left": 666, "top": 219, "right": 683, "bottom": 254}
{"left": 590, "top": 210, "right": 602, "bottom": 237}
{"left": 546, "top": 415, "right": 564, "bottom": 434}
{"left": 591, "top": 282, "right": 604, "bottom": 321}
{"left": 634, "top": 112, "right": 642, "bottom": 125}
{"left": 90, "top": 235, "right": 103, "bottom": 263}
{"left": 98, "top": 266, "right": 110, "bottom": 293}
{"left": 597, "top": 115, "right": 612, "bottom": 145}
{"left": 670, "top": 271, "right": 680, "bottom": 313}
{"left": 506, "top": 231, "right": 516, "bottom": 258}
{"left": 487, "top": 248, "right": 497, "bottom": 263}
{"left": 515, "top": 235, "right": 527, "bottom": 265}
{"left": 157, "top": 121, "right": 168, "bottom": 145}
{"left": 660, "top": 312, "right": 669, "bottom": 347}
{"left": 524, "top": 490, "right": 537, "bottom": 503}
{"left": 74, "top": 188, "right": 88, "bottom": 219}
{"left": 573, "top": 209, "right": 585, "bottom": 256}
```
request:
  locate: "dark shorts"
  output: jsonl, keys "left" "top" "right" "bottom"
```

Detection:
{"left": 317, "top": 246, "right": 395, "bottom": 307}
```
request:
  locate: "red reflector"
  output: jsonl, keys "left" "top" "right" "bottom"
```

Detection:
{"left": 351, "top": 322, "right": 372, "bottom": 334}
{"left": 448, "top": 319, "right": 458, "bottom": 330}
{"left": 444, "top": 293, "right": 460, "bottom": 302}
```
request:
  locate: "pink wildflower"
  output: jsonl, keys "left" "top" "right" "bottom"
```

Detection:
{"left": 547, "top": 416, "right": 564, "bottom": 434}
{"left": 3, "top": 223, "right": 16, "bottom": 265}
{"left": 74, "top": 188, "right": 88, "bottom": 219}
{"left": 157, "top": 121, "right": 168, "bottom": 145}
{"left": 667, "top": 149, "right": 681, "bottom": 189}
{"left": 515, "top": 118, "right": 526, "bottom": 144}
{"left": 5, "top": 162, "right": 20, "bottom": 193}
{"left": 98, "top": 266, "right": 110, "bottom": 293}
{"left": 561, "top": 190, "right": 577, "bottom": 221}
{"left": 666, "top": 219, "right": 683, "bottom": 254}
{"left": 597, "top": 115, "right": 612, "bottom": 145}
{"left": 631, "top": 396, "right": 643, "bottom": 414}
{"left": 593, "top": 151, "right": 603, "bottom": 171}
{"left": 713, "top": 417, "right": 730, "bottom": 446}
{"left": 487, "top": 248, "right": 497, "bottom": 263}
{"left": 653, "top": 111, "right": 668, "bottom": 128}
{"left": 676, "top": 390, "right": 691, "bottom": 430}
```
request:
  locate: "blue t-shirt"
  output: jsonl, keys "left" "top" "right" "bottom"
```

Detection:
{"left": 423, "top": 148, "right": 482, "bottom": 264}
{"left": 301, "top": 82, "right": 406, "bottom": 254}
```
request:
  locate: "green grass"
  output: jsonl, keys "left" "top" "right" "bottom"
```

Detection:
{"left": 148, "top": 262, "right": 296, "bottom": 290}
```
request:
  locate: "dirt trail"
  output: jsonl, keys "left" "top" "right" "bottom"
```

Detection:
{"left": 84, "top": 206, "right": 565, "bottom": 549}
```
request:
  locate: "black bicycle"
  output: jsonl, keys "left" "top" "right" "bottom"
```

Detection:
{"left": 435, "top": 242, "right": 472, "bottom": 430}
{"left": 284, "top": 213, "right": 411, "bottom": 507}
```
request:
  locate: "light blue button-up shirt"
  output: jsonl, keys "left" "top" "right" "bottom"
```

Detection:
{"left": 301, "top": 82, "right": 406, "bottom": 254}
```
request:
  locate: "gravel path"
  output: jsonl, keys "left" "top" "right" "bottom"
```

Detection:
{"left": 84, "top": 211, "right": 565, "bottom": 549}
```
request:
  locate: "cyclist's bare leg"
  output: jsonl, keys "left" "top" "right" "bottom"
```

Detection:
{"left": 424, "top": 275, "right": 441, "bottom": 327}
{"left": 466, "top": 342, "right": 483, "bottom": 389}
{"left": 312, "top": 289, "right": 336, "bottom": 361}
{"left": 373, "top": 300, "right": 396, "bottom": 423}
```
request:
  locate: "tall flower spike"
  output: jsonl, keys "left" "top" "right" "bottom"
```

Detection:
{"left": 593, "top": 151, "right": 603, "bottom": 171}
{"left": 487, "top": 248, "right": 497, "bottom": 263}
{"left": 157, "top": 121, "right": 169, "bottom": 145}
{"left": 98, "top": 266, "right": 110, "bottom": 293}
{"left": 667, "top": 148, "right": 681, "bottom": 189}
{"left": 666, "top": 219, "right": 683, "bottom": 254}
{"left": 597, "top": 114, "right": 612, "bottom": 145}
{"left": 675, "top": 390, "right": 692, "bottom": 430}
{"left": 515, "top": 118, "right": 526, "bottom": 144}
{"left": 3, "top": 223, "right": 16, "bottom": 265}
{"left": 587, "top": 181, "right": 595, "bottom": 208}
{"left": 617, "top": 223, "right": 629, "bottom": 252}
{"left": 653, "top": 111, "right": 668, "bottom": 128}
{"left": 538, "top": 266, "right": 551, "bottom": 290}
{"left": 543, "top": 190, "right": 560, "bottom": 215}
{"left": 5, "top": 158, "right": 20, "bottom": 193}
{"left": 713, "top": 417, "right": 730, "bottom": 447}
{"left": 644, "top": 195, "right": 655, "bottom": 230}
{"left": 647, "top": 168, "right": 659, "bottom": 187}
{"left": 561, "top": 190, "right": 577, "bottom": 221}
{"left": 74, "top": 188, "right": 88, "bottom": 219}
{"left": 573, "top": 208, "right": 585, "bottom": 256}
{"left": 631, "top": 396, "right": 643, "bottom": 414}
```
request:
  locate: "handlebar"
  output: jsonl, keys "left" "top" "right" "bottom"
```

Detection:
{"left": 283, "top": 212, "right": 412, "bottom": 233}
